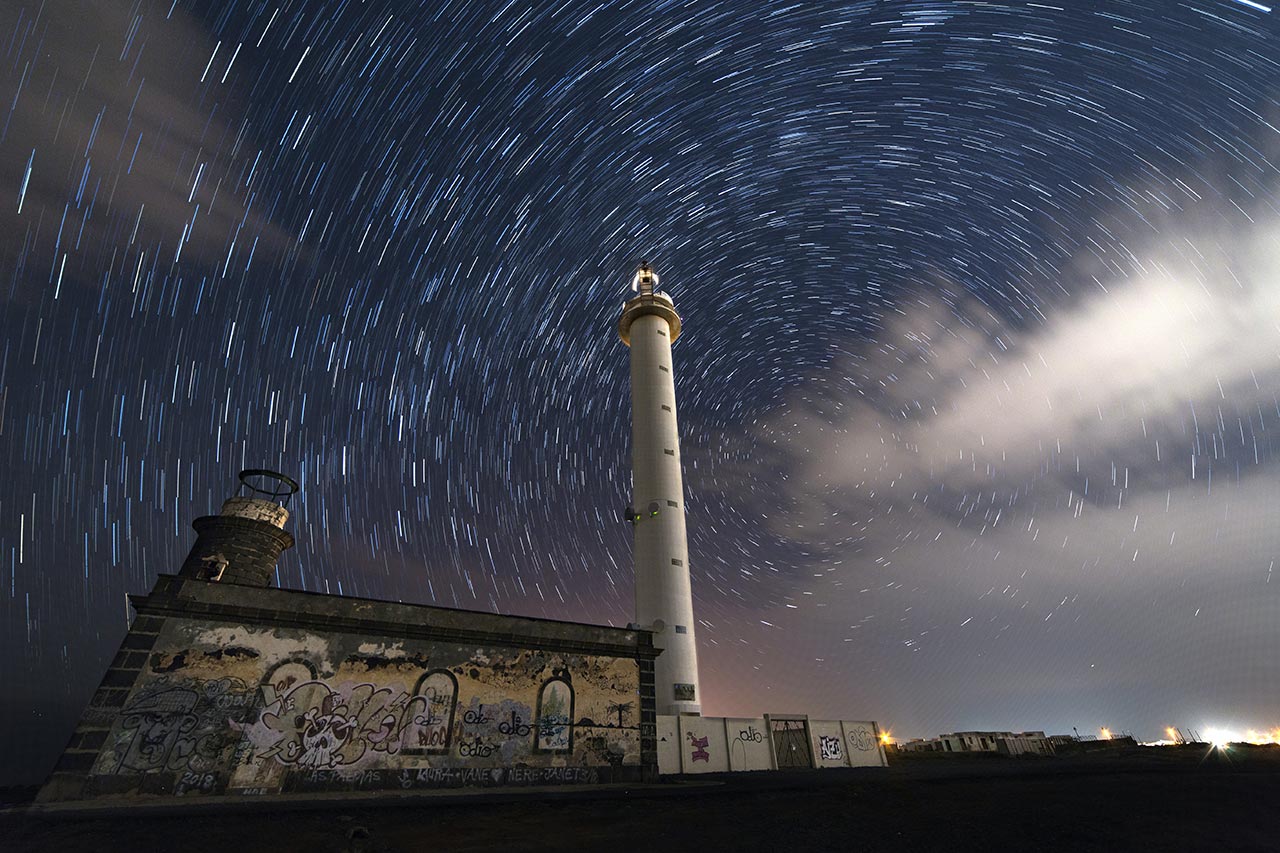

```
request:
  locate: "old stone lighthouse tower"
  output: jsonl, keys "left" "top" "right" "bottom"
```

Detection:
{"left": 620, "top": 263, "right": 701, "bottom": 715}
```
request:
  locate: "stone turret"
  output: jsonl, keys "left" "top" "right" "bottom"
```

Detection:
{"left": 177, "top": 469, "right": 298, "bottom": 587}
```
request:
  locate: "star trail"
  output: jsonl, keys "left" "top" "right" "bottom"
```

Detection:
{"left": 4, "top": 0, "right": 1280, "bottom": 782}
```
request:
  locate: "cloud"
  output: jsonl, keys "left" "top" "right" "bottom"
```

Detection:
{"left": 758, "top": 214, "right": 1280, "bottom": 542}
{"left": 693, "top": 221, "right": 1280, "bottom": 734}
{"left": 0, "top": 0, "right": 290, "bottom": 301}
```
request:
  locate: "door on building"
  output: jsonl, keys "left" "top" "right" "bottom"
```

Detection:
{"left": 769, "top": 717, "right": 813, "bottom": 769}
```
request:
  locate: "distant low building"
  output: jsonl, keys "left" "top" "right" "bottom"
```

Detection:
{"left": 997, "top": 733, "right": 1053, "bottom": 756}
{"left": 897, "top": 738, "right": 944, "bottom": 753}
{"left": 1047, "top": 734, "right": 1078, "bottom": 751}
{"left": 901, "top": 731, "right": 1053, "bottom": 756}
{"left": 896, "top": 730, "right": 1146, "bottom": 758}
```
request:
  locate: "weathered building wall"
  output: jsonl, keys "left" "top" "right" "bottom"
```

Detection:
{"left": 40, "top": 575, "right": 658, "bottom": 801}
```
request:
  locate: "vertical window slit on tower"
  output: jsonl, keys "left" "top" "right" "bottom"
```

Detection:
{"left": 664, "top": 449, "right": 675, "bottom": 455}
{"left": 671, "top": 558, "right": 683, "bottom": 566}
{"left": 667, "top": 500, "right": 678, "bottom": 507}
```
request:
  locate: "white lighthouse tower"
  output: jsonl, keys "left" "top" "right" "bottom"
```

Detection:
{"left": 619, "top": 262, "right": 701, "bottom": 715}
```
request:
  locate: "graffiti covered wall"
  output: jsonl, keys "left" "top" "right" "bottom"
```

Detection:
{"left": 77, "top": 616, "right": 646, "bottom": 798}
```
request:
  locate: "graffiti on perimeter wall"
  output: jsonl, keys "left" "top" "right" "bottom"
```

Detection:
{"left": 846, "top": 723, "right": 878, "bottom": 753}
{"left": 818, "top": 735, "right": 844, "bottom": 762}
{"left": 88, "top": 621, "right": 642, "bottom": 795}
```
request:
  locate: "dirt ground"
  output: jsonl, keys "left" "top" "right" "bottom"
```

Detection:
{"left": 4, "top": 746, "right": 1278, "bottom": 852}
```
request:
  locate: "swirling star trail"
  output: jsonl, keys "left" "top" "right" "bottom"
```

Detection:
{"left": 3, "top": 0, "right": 1280, "bottom": 780}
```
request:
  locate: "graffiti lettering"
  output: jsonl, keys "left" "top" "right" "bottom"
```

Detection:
{"left": 396, "top": 767, "right": 601, "bottom": 788}
{"left": 457, "top": 737, "right": 498, "bottom": 758}
{"left": 687, "top": 733, "right": 710, "bottom": 763}
{"left": 730, "top": 723, "right": 766, "bottom": 767}
{"left": 507, "top": 767, "right": 598, "bottom": 784}
{"left": 292, "top": 763, "right": 604, "bottom": 792}
{"left": 537, "top": 715, "right": 567, "bottom": 742}
{"left": 462, "top": 707, "right": 491, "bottom": 726}
{"left": 453, "top": 698, "right": 540, "bottom": 763}
{"left": 399, "top": 767, "right": 502, "bottom": 788}
{"left": 175, "top": 771, "right": 218, "bottom": 796}
{"left": 497, "top": 711, "right": 533, "bottom": 738}
{"left": 819, "top": 735, "right": 844, "bottom": 762}
{"left": 211, "top": 691, "right": 255, "bottom": 711}
{"left": 847, "top": 726, "right": 876, "bottom": 752}
{"left": 99, "top": 677, "right": 255, "bottom": 779}
{"left": 412, "top": 725, "right": 449, "bottom": 749}
{"left": 298, "top": 768, "right": 386, "bottom": 789}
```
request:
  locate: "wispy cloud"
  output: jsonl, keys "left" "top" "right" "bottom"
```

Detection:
{"left": 763, "top": 214, "right": 1280, "bottom": 539}
{"left": 0, "top": 0, "right": 289, "bottom": 301}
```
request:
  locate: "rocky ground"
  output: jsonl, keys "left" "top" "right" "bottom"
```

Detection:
{"left": 3, "top": 744, "right": 1278, "bottom": 852}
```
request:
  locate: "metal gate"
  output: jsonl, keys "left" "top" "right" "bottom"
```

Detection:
{"left": 770, "top": 718, "right": 813, "bottom": 769}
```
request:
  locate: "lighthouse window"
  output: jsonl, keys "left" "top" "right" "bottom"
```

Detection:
{"left": 658, "top": 365, "right": 669, "bottom": 372}
{"left": 656, "top": 329, "right": 666, "bottom": 336}
{"left": 675, "top": 625, "right": 688, "bottom": 634}
{"left": 661, "top": 404, "right": 671, "bottom": 411}
{"left": 667, "top": 500, "right": 678, "bottom": 507}
{"left": 664, "top": 449, "right": 675, "bottom": 456}
{"left": 671, "top": 558, "right": 683, "bottom": 566}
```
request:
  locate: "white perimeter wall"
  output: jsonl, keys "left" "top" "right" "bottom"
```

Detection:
{"left": 656, "top": 715, "right": 886, "bottom": 773}
{"left": 724, "top": 717, "right": 773, "bottom": 771}
{"left": 810, "top": 720, "right": 848, "bottom": 768}
{"left": 841, "top": 720, "right": 888, "bottom": 767}
{"left": 677, "top": 715, "right": 730, "bottom": 773}
{"left": 656, "top": 715, "right": 681, "bottom": 774}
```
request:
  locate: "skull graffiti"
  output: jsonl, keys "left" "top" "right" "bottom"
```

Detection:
{"left": 296, "top": 705, "right": 358, "bottom": 769}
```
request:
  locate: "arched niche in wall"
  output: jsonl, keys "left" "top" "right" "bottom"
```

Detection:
{"left": 402, "top": 669, "right": 458, "bottom": 754}
{"left": 259, "top": 659, "right": 319, "bottom": 708}
{"left": 535, "top": 671, "right": 575, "bottom": 753}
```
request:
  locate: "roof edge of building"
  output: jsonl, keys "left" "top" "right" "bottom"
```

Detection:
{"left": 131, "top": 574, "right": 659, "bottom": 659}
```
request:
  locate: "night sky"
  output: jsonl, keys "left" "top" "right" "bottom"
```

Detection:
{"left": 4, "top": 0, "right": 1280, "bottom": 784}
